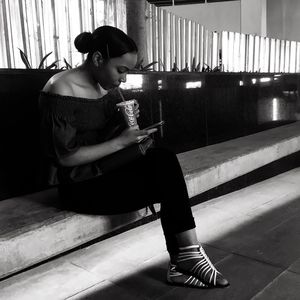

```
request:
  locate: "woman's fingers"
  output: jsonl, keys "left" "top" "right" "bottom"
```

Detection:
{"left": 136, "top": 135, "right": 148, "bottom": 143}
{"left": 138, "top": 128, "right": 157, "bottom": 136}
{"left": 147, "top": 128, "right": 158, "bottom": 134}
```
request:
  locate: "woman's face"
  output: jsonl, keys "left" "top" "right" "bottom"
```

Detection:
{"left": 95, "top": 52, "right": 137, "bottom": 90}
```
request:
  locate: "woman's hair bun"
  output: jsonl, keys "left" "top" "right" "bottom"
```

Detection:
{"left": 74, "top": 32, "right": 94, "bottom": 54}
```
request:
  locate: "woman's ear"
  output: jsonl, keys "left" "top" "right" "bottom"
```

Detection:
{"left": 92, "top": 51, "right": 104, "bottom": 68}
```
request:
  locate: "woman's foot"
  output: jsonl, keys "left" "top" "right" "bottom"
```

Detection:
{"left": 167, "top": 262, "right": 209, "bottom": 288}
{"left": 175, "top": 245, "right": 230, "bottom": 288}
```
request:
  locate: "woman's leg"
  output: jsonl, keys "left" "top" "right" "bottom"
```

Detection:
{"left": 58, "top": 147, "right": 228, "bottom": 287}
{"left": 141, "top": 148, "right": 229, "bottom": 288}
{"left": 140, "top": 148, "right": 196, "bottom": 255}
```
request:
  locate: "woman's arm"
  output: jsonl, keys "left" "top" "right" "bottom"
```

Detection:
{"left": 59, "top": 127, "right": 157, "bottom": 167}
{"left": 59, "top": 137, "right": 123, "bottom": 167}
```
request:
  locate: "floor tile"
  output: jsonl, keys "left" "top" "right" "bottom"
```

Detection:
{"left": 251, "top": 270, "right": 300, "bottom": 300}
{"left": 234, "top": 214, "right": 300, "bottom": 268}
{"left": 0, "top": 260, "right": 99, "bottom": 300}
{"left": 157, "top": 253, "right": 283, "bottom": 300}
{"left": 205, "top": 195, "right": 300, "bottom": 252}
{"left": 67, "top": 280, "right": 144, "bottom": 300}
{"left": 288, "top": 258, "right": 300, "bottom": 275}
{"left": 109, "top": 246, "right": 230, "bottom": 300}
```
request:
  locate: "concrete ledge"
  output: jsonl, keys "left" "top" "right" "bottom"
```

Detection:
{"left": 0, "top": 190, "right": 159, "bottom": 280}
{"left": 1, "top": 121, "right": 300, "bottom": 280}
{"left": 178, "top": 121, "right": 300, "bottom": 198}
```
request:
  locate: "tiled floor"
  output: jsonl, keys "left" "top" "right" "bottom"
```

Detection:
{"left": 1, "top": 168, "right": 300, "bottom": 300}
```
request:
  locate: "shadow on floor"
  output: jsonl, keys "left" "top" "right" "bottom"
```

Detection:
{"left": 68, "top": 192, "right": 300, "bottom": 300}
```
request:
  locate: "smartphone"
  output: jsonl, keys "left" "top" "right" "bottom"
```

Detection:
{"left": 143, "top": 120, "right": 165, "bottom": 131}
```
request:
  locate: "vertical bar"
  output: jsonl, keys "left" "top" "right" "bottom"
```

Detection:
{"left": 195, "top": 23, "right": 200, "bottom": 69}
{"left": 175, "top": 15, "right": 180, "bottom": 70}
{"left": 146, "top": 3, "right": 153, "bottom": 64}
{"left": 228, "top": 31, "right": 234, "bottom": 72}
{"left": 113, "top": 0, "right": 118, "bottom": 27}
{"left": 2, "top": 0, "right": 13, "bottom": 67}
{"left": 38, "top": 0, "right": 47, "bottom": 57}
{"left": 191, "top": 21, "right": 195, "bottom": 70}
{"left": 285, "top": 41, "right": 290, "bottom": 73}
{"left": 163, "top": 10, "right": 170, "bottom": 71}
{"left": 212, "top": 31, "right": 218, "bottom": 70}
{"left": 233, "top": 32, "right": 240, "bottom": 72}
{"left": 207, "top": 30, "right": 212, "bottom": 70}
{"left": 65, "top": 0, "right": 72, "bottom": 65}
{"left": 185, "top": 19, "right": 191, "bottom": 70}
{"left": 90, "top": 0, "right": 95, "bottom": 30}
{"left": 259, "top": 36, "right": 265, "bottom": 72}
{"left": 244, "top": 34, "right": 249, "bottom": 72}
{"left": 296, "top": 42, "right": 300, "bottom": 73}
{"left": 264, "top": 37, "right": 270, "bottom": 72}
{"left": 269, "top": 38, "right": 276, "bottom": 73}
{"left": 248, "top": 34, "right": 254, "bottom": 72}
{"left": 170, "top": 13, "right": 175, "bottom": 70}
{"left": 240, "top": 33, "right": 246, "bottom": 72}
{"left": 275, "top": 39, "right": 280, "bottom": 72}
{"left": 203, "top": 28, "right": 209, "bottom": 69}
{"left": 180, "top": 18, "right": 185, "bottom": 70}
{"left": 0, "top": 0, "right": 7, "bottom": 67}
{"left": 103, "top": 0, "right": 107, "bottom": 25}
{"left": 34, "top": 0, "right": 43, "bottom": 62}
{"left": 280, "top": 40, "right": 285, "bottom": 72}
{"left": 18, "top": 0, "right": 28, "bottom": 58}
{"left": 254, "top": 35, "right": 260, "bottom": 72}
{"left": 152, "top": 5, "right": 158, "bottom": 70}
{"left": 157, "top": 8, "right": 163, "bottom": 71}
{"left": 290, "top": 41, "right": 296, "bottom": 73}
{"left": 221, "top": 31, "right": 228, "bottom": 72}
{"left": 51, "top": 0, "right": 59, "bottom": 61}
{"left": 199, "top": 25, "right": 204, "bottom": 71}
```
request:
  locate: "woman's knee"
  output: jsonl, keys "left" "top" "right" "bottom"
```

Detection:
{"left": 146, "top": 147, "right": 182, "bottom": 175}
{"left": 147, "top": 147, "right": 178, "bottom": 162}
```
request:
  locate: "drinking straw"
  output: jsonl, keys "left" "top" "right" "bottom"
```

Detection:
{"left": 117, "top": 87, "right": 126, "bottom": 102}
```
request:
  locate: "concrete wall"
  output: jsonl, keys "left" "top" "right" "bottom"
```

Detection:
{"left": 163, "top": 0, "right": 300, "bottom": 43}
{"left": 163, "top": 1, "right": 241, "bottom": 33}
{"left": 241, "top": 0, "right": 266, "bottom": 36}
{"left": 267, "top": 0, "right": 300, "bottom": 41}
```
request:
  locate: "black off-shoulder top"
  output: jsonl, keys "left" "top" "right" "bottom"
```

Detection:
{"left": 38, "top": 89, "right": 126, "bottom": 186}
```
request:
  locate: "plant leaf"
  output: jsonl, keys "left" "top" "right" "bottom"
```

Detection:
{"left": 38, "top": 52, "right": 53, "bottom": 69}
{"left": 142, "top": 61, "right": 158, "bottom": 71}
{"left": 46, "top": 60, "right": 59, "bottom": 69}
{"left": 191, "top": 57, "right": 196, "bottom": 71}
{"left": 63, "top": 58, "right": 72, "bottom": 69}
{"left": 18, "top": 48, "right": 31, "bottom": 69}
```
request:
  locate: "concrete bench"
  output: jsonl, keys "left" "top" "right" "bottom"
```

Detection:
{"left": 1, "top": 121, "right": 300, "bottom": 280}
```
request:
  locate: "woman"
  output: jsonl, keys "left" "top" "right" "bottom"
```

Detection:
{"left": 39, "top": 26, "right": 229, "bottom": 289}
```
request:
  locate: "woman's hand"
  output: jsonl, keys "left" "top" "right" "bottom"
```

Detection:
{"left": 117, "top": 125, "right": 157, "bottom": 147}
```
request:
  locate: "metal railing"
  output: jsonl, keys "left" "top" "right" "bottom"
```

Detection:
{"left": 0, "top": 0, "right": 126, "bottom": 68}
{"left": 146, "top": 2, "right": 300, "bottom": 72}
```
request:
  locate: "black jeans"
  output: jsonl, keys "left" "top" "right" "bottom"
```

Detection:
{"left": 57, "top": 147, "right": 196, "bottom": 254}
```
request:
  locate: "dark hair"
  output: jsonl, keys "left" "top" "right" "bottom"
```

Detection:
{"left": 74, "top": 26, "right": 138, "bottom": 60}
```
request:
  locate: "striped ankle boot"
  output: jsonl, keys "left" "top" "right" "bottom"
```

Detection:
{"left": 167, "top": 262, "right": 209, "bottom": 288}
{"left": 175, "top": 245, "right": 230, "bottom": 288}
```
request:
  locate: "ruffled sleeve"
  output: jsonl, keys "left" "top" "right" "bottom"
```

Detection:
{"left": 48, "top": 113, "right": 80, "bottom": 162}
